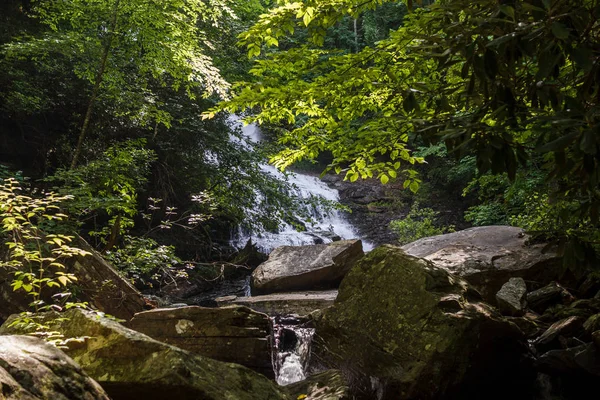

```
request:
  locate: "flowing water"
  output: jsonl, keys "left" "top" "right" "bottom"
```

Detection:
{"left": 226, "top": 116, "right": 372, "bottom": 385}
{"left": 270, "top": 316, "right": 315, "bottom": 386}
{"left": 228, "top": 116, "right": 373, "bottom": 253}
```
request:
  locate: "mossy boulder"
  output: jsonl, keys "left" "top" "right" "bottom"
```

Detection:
{"left": 312, "top": 245, "right": 532, "bottom": 400}
{"left": 0, "top": 309, "right": 288, "bottom": 400}
{"left": 0, "top": 335, "right": 109, "bottom": 400}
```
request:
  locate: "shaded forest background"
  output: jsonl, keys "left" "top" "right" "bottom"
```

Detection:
{"left": 1, "top": 0, "right": 599, "bottom": 293}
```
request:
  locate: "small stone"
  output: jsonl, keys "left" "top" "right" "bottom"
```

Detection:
{"left": 496, "top": 277, "right": 527, "bottom": 316}
{"left": 534, "top": 316, "right": 585, "bottom": 353}
{"left": 527, "top": 282, "right": 574, "bottom": 313}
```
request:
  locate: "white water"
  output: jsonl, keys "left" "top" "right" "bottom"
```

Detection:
{"left": 228, "top": 116, "right": 373, "bottom": 253}
{"left": 271, "top": 318, "right": 315, "bottom": 386}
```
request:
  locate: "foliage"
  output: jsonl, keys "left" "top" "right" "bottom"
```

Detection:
{"left": 27, "top": 0, "right": 232, "bottom": 99}
{"left": 413, "top": 143, "right": 476, "bottom": 197}
{"left": 46, "top": 140, "right": 156, "bottom": 248}
{"left": 463, "top": 169, "right": 544, "bottom": 226}
{"left": 104, "top": 235, "right": 184, "bottom": 289}
{"left": 0, "top": 178, "right": 88, "bottom": 311}
{"left": 390, "top": 201, "right": 454, "bottom": 245}
{"left": 212, "top": 0, "right": 600, "bottom": 260}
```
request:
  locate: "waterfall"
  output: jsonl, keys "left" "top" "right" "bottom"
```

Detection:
{"left": 271, "top": 316, "right": 315, "bottom": 386}
{"left": 228, "top": 116, "right": 373, "bottom": 253}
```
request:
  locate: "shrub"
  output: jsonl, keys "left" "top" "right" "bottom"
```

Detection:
{"left": 390, "top": 202, "right": 454, "bottom": 245}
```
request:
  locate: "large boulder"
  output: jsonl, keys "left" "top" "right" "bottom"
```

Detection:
{"left": 216, "top": 290, "right": 337, "bottom": 316}
{"left": 124, "top": 305, "right": 273, "bottom": 377}
{"left": 401, "top": 226, "right": 560, "bottom": 302}
{"left": 312, "top": 245, "right": 532, "bottom": 400}
{"left": 252, "top": 240, "right": 363, "bottom": 295}
{"left": 0, "top": 237, "right": 147, "bottom": 321}
{"left": 0, "top": 309, "right": 288, "bottom": 400}
{"left": 0, "top": 335, "right": 109, "bottom": 400}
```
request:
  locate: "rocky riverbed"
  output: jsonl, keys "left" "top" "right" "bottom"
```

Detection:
{"left": 1, "top": 227, "right": 599, "bottom": 399}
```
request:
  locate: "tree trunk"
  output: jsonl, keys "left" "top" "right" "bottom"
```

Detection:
{"left": 70, "top": 0, "right": 121, "bottom": 170}
{"left": 353, "top": 18, "right": 359, "bottom": 53}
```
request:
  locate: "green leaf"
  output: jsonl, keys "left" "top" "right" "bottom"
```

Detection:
{"left": 536, "top": 132, "right": 579, "bottom": 153}
{"left": 409, "top": 181, "right": 419, "bottom": 193}
{"left": 551, "top": 22, "right": 569, "bottom": 40}
{"left": 499, "top": 5, "right": 515, "bottom": 19}
{"left": 580, "top": 130, "right": 597, "bottom": 154}
{"left": 380, "top": 174, "right": 389, "bottom": 184}
{"left": 57, "top": 276, "right": 70, "bottom": 286}
{"left": 486, "top": 33, "right": 516, "bottom": 48}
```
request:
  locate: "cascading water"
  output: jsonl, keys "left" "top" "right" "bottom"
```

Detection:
{"left": 228, "top": 116, "right": 373, "bottom": 253}
{"left": 226, "top": 116, "right": 372, "bottom": 385}
{"left": 271, "top": 316, "right": 315, "bottom": 386}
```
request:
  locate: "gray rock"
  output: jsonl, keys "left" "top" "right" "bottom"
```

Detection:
{"left": 312, "top": 245, "right": 529, "bottom": 400}
{"left": 402, "top": 226, "right": 560, "bottom": 302}
{"left": 216, "top": 290, "right": 337, "bottom": 316}
{"left": 124, "top": 305, "right": 273, "bottom": 377}
{"left": 0, "top": 335, "right": 109, "bottom": 400}
{"left": 496, "top": 277, "right": 527, "bottom": 316}
{"left": 0, "top": 309, "right": 287, "bottom": 400}
{"left": 252, "top": 240, "right": 364, "bottom": 295}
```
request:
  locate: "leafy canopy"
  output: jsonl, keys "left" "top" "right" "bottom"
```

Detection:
{"left": 5, "top": 0, "right": 233, "bottom": 128}
{"left": 212, "top": 0, "right": 600, "bottom": 248}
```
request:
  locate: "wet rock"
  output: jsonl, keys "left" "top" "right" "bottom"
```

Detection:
{"left": 578, "top": 273, "right": 600, "bottom": 298}
{"left": 536, "top": 342, "right": 600, "bottom": 398}
{"left": 216, "top": 290, "right": 337, "bottom": 316}
{"left": 570, "top": 298, "right": 600, "bottom": 312}
{"left": 593, "top": 330, "right": 600, "bottom": 348}
{"left": 401, "top": 226, "right": 560, "bottom": 302}
{"left": 124, "top": 305, "right": 273, "bottom": 377}
{"left": 533, "top": 316, "right": 585, "bottom": 353}
{"left": 312, "top": 245, "right": 531, "bottom": 400}
{"left": 541, "top": 303, "right": 593, "bottom": 322}
{"left": 285, "top": 370, "right": 349, "bottom": 400}
{"left": 252, "top": 240, "right": 363, "bottom": 295}
{"left": 538, "top": 342, "right": 600, "bottom": 375}
{"left": 583, "top": 314, "right": 600, "bottom": 336}
{"left": 526, "top": 282, "right": 574, "bottom": 314}
{"left": 505, "top": 313, "right": 543, "bottom": 338}
{"left": 0, "top": 237, "right": 147, "bottom": 321}
{"left": 0, "top": 335, "right": 109, "bottom": 400}
{"left": 496, "top": 277, "right": 527, "bottom": 316}
{"left": 0, "top": 309, "right": 287, "bottom": 400}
